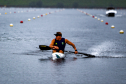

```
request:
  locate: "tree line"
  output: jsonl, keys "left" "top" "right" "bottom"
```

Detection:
{"left": 0, "top": 0, "right": 126, "bottom": 8}
{"left": 29, "top": 1, "right": 79, "bottom": 8}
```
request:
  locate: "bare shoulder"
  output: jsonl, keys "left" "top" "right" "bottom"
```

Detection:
{"left": 65, "top": 38, "right": 68, "bottom": 43}
{"left": 65, "top": 38, "right": 74, "bottom": 46}
{"left": 65, "top": 39, "right": 70, "bottom": 43}
{"left": 52, "top": 39, "right": 55, "bottom": 41}
{"left": 51, "top": 39, "right": 55, "bottom": 42}
{"left": 50, "top": 39, "right": 55, "bottom": 46}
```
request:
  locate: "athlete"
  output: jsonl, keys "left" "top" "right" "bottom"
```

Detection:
{"left": 49, "top": 32, "right": 78, "bottom": 60}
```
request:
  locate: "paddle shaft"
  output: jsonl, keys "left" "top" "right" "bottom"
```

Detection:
{"left": 39, "top": 45, "right": 95, "bottom": 57}
{"left": 65, "top": 51, "right": 95, "bottom": 57}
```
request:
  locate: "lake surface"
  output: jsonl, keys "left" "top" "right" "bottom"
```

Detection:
{"left": 0, "top": 8, "right": 126, "bottom": 84}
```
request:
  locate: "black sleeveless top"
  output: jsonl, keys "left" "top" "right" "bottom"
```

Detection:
{"left": 54, "top": 38, "right": 66, "bottom": 52}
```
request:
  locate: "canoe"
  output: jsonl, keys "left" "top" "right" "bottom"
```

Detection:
{"left": 52, "top": 52, "right": 65, "bottom": 60}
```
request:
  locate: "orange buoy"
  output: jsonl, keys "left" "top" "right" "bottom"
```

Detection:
{"left": 120, "top": 30, "right": 124, "bottom": 34}
{"left": 10, "top": 23, "right": 13, "bottom": 27}
{"left": 28, "top": 19, "right": 31, "bottom": 21}
{"left": 33, "top": 17, "right": 35, "bottom": 19}
{"left": 111, "top": 25, "right": 115, "bottom": 28}
{"left": 101, "top": 20, "right": 103, "bottom": 22}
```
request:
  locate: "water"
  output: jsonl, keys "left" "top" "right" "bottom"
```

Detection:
{"left": 0, "top": 8, "right": 126, "bottom": 84}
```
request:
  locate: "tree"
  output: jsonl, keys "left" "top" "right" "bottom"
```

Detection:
{"left": 73, "top": 2, "right": 79, "bottom": 8}
{"left": 36, "top": 0, "right": 42, "bottom": 7}
{"left": 29, "top": 1, "right": 36, "bottom": 7}
{"left": 57, "top": 3, "right": 64, "bottom": 8}
{"left": 29, "top": 0, "right": 42, "bottom": 7}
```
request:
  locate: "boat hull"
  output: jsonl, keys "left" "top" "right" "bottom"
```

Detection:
{"left": 52, "top": 52, "right": 65, "bottom": 60}
{"left": 106, "top": 13, "right": 115, "bottom": 17}
{"left": 106, "top": 10, "right": 117, "bottom": 17}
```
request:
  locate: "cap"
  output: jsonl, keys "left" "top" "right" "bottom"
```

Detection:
{"left": 54, "top": 32, "right": 62, "bottom": 36}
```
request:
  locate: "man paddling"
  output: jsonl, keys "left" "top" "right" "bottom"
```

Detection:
{"left": 49, "top": 32, "right": 78, "bottom": 60}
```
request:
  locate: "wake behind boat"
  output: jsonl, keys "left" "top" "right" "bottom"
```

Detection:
{"left": 106, "top": 7, "right": 117, "bottom": 17}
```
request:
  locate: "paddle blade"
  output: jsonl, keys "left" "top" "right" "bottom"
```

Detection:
{"left": 39, "top": 45, "right": 51, "bottom": 50}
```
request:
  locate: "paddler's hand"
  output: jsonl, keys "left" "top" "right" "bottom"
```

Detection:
{"left": 53, "top": 46, "right": 59, "bottom": 50}
{"left": 74, "top": 50, "right": 78, "bottom": 54}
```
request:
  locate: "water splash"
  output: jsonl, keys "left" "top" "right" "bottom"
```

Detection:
{"left": 88, "top": 41, "right": 125, "bottom": 58}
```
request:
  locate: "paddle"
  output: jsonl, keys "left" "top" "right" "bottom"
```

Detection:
{"left": 39, "top": 45, "right": 95, "bottom": 57}
{"left": 65, "top": 51, "right": 95, "bottom": 57}
{"left": 39, "top": 45, "right": 51, "bottom": 50}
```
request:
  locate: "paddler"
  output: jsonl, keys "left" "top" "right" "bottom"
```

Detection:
{"left": 49, "top": 32, "right": 78, "bottom": 60}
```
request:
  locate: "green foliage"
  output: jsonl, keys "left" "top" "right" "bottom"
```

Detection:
{"left": 29, "top": 0, "right": 42, "bottom": 7}
{"left": 36, "top": 0, "right": 42, "bottom": 7}
{"left": 0, "top": 0, "right": 126, "bottom": 8}
{"left": 57, "top": 3, "right": 64, "bottom": 8}
{"left": 29, "top": 1, "right": 36, "bottom": 7}
{"left": 73, "top": 2, "right": 79, "bottom": 8}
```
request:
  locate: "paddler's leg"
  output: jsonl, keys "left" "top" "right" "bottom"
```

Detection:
{"left": 59, "top": 50, "right": 64, "bottom": 54}
{"left": 53, "top": 50, "right": 64, "bottom": 53}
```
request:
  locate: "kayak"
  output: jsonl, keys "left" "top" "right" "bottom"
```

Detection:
{"left": 52, "top": 52, "right": 65, "bottom": 60}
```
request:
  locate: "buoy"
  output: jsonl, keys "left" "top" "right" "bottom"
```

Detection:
{"left": 10, "top": 23, "right": 13, "bottom": 27}
{"left": 14, "top": 12, "right": 16, "bottom": 13}
{"left": 105, "top": 22, "right": 108, "bottom": 25}
{"left": 5, "top": 12, "right": 7, "bottom": 14}
{"left": 20, "top": 21, "right": 23, "bottom": 23}
{"left": 101, "top": 20, "right": 104, "bottom": 22}
{"left": 0, "top": 13, "right": 1, "bottom": 15}
{"left": 10, "top": 12, "right": 11, "bottom": 14}
{"left": 41, "top": 15, "right": 43, "bottom": 17}
{"left": 111, "top": 25, "right": 115, "bottom": 28}
{"left": 119, "top": 30, "right": 124, "bottom": 34}
{"left": 98, "top": 18, "right": 100, "bottom": 20}
{"left": 28, "top": 19, "right": 31, "bottom": 21}
{"left": 95, "top": 17, "right": 97, "bottom": 19}
{"left": 37, "top": 16, "right": 40, "bottom": 18}
{"left": 46, "top": 13, "right": 48, "bottom": 15}
{"left": 33, "top": 17, "right": 35, "bottom": 19}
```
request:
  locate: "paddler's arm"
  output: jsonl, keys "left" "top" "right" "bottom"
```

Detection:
{"left": 49, "top": 39, "right": 59, "bottom": 50}
{"left": 65, "top": 39, "right": 78, "bottom": 54}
